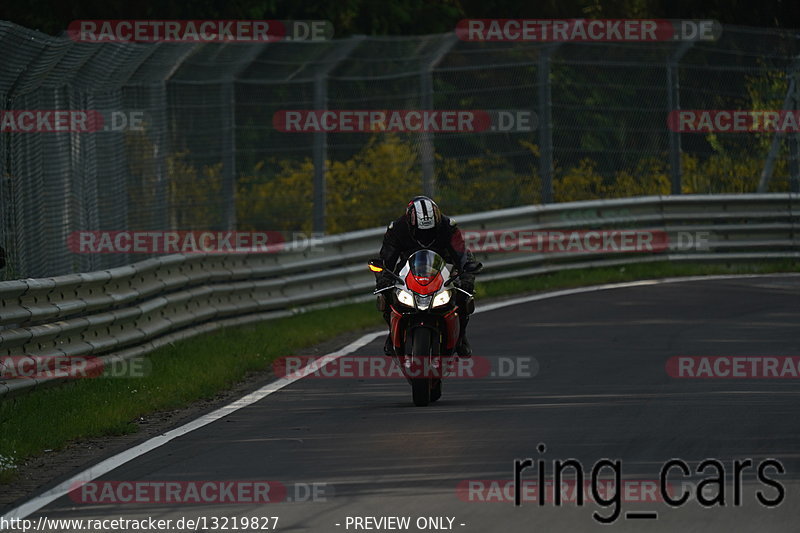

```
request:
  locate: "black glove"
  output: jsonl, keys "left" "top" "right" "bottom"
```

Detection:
{"left": 455, "top": 274, "right": 475, "bottom": 293}
{"left": 376, "top": 270, "right": 396, "bottom": 289}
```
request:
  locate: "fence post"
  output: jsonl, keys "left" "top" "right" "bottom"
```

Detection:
{"left": 419, "top": 34, "right": 458, "bottom": 199}
{"left": 311, "top": 36, "right": 365, "bottom": 234}
{"left": 218, "top": 43, "right": 268, "bottom": 231}
{"left": 220, "top": 82, "right": 237, "bottom": 231}
{"left": 788, "top": 67, "right": 800, "bottom": 193}
{"left": 312, "top": 75, "right": 327, "bottom": 234}
{"left": 667, "top": 41, "right": 694, "bottom": 195}
{"left": 538, "top": 45, "right": 558, "bottom": 204}
{"left": 757, "top": 68, "right": 798, "bottom": 193}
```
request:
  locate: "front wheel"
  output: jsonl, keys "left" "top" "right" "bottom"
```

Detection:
{"left": 410, "top": 328, "right": 433, "bottom": 407}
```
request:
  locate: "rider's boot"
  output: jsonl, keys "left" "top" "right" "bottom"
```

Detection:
{"left": 382, "top": 308, "right": 394, "bottom": 356}
{"left": 456, "top": 315, "right": 472, "bottom": 357}
{"left": 384, "top": 334, "right": 395, "bottom": 356}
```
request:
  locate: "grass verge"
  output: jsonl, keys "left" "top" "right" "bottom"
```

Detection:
{"left": 0, "top": 259, "right": 797, "bottom": 482}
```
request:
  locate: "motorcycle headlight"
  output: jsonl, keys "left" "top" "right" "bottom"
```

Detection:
{"left": 432, "top": 290, "right": 452, "bottom": 308}
{"left": 396, "top": 289, "right": 415, "bottom": 307}
{"left": 414, "top": 293, "right": 432, "bottom": 310}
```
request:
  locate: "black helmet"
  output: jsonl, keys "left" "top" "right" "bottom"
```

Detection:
{"left": 406, "top": 196, "right": 441, "bottom": 246}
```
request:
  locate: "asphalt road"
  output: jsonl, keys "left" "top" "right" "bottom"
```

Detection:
{"left": 13, "top": 275, "right": 800, "bottom": 532}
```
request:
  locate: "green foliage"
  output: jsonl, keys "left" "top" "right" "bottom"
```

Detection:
{"left": 236, "top": 134, "right": 421, "bottom": 233}
{"left": 167, "top": 152, "right": 224, "bottom": 229}
{"left": 126, "top": 132, "right": 225, "bottom": 230}
{"left": 229, "top": 124, "right": 792, "bottom": 233}
{"left": 437, "top": 150, "right": 540, "bottom": 213}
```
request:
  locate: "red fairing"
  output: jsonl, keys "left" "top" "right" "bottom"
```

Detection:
{"left": 443, "top": 308, "right": 460, "bottom": 350}
{"left": 405, "top": 271, "right": 444, "bottom": 295}
{"left": 390, "top": 306, "right": 403, "bottom": 349}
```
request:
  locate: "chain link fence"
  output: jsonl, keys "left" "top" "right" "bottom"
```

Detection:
{"left": 0, "top": 21, "right": 798, "bottom": 279}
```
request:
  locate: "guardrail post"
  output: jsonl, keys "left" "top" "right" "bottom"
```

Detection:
{"left": 420, "top": 34, "right": 458, "bottom": 199}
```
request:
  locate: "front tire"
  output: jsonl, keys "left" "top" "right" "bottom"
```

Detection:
{"left": 410, "top": 328, "right": 432, "bottom": 407}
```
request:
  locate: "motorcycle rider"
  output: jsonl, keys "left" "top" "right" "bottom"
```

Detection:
{"left": 375, "top": 196, "right": 482, "bottom": 357}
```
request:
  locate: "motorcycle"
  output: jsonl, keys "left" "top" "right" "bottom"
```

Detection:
{"left": 368, "top": 249, "right": 479, "bottom": 407}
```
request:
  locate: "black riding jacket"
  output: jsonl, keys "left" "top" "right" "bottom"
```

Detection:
{"left": 378, "top": 214, "right": 474, "bottom": 274}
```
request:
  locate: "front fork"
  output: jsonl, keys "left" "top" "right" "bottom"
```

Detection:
{"left": 389, "top": 305, "right": 461, "bottom": 356}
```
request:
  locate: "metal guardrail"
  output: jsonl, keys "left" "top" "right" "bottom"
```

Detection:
{"left": 1, "top": 194, "right": 798, "bottom": 398}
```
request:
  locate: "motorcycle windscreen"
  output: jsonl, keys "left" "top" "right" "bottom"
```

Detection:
{"left": 406, "top": 250, "right": 446, "bottom": 295}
